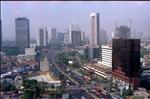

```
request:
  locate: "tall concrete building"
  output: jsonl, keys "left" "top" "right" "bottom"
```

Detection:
{"left": 64, "top": 30, "right": 70, "bottom": 45}
{"left": 113, "top": 25, "right": 131, "bottom": 39}
{"left": 51, "top": 28, "right": 57, "bottom": 41}
{"left": 112, "top": 39, "right": 140, "bottom": 89}
{"left": 100, "top": 29, "right": 108, "bottom": 45}
{"left": 69, "top": 24, "right": 81, "bottom": 46}
{"left": 39, "top": 27, "right": 48, "bottom": 46}
{"left": 39, "top": 28, "right": 44, "bottom": 46}
{"left": 90, "top": 12, "right": 100, "bottom": 46}
{"left": 45, "top": 28, "right": 48, "bottom": 45}
{"left": 15, "top": 17, "right": 30, "bottom": 48}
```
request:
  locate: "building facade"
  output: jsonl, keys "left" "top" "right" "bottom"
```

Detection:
{"left": 15, "top": 17, "right": 30, "bottom": 49}
{"left": 113, "top": 25, "right": 131, "bottom": 39}
{"left": 69, "top": 24, "right": 81, "bottom": 46}
{"left": 90, "top": 12, "right": 100, "bottom": 46}
{"left": 100, "top": 29, "right": 108, "bottom": 45}
{"left": 100, "top": 45, "right": 112, "bottom": 67}
{"left": 112, "top": 39, "right": 141, "bottom": 89}
{"left": 39, "top": 28, "right": 48, "bottom": 46}
{"left": 39, "top": 28, "right": 45, "bottom": 46}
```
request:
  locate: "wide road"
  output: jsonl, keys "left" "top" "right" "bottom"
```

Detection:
{"left": 46, "top": 49, "right": 100, "bottom": 99}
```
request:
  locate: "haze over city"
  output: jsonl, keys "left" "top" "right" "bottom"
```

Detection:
{"left": 1, "top": 1, "right": 150, "bottom": 41}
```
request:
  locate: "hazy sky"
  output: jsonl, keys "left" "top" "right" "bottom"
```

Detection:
{"left": 1, "top": 1, "right": 150, "bottom": 41}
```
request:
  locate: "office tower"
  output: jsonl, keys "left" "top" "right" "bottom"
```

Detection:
{"left": 15, "top": 17, "right": 30, "bottom": 48}
{"left": 39, "top": 28, "right": 44, "bottom": 46}
{"left": 69, "top": 24, "right": 81, "bottom": 46}
{"left": 100, "top": 29, "right": 108, "bottom": 45}
{"left": 64, "top": 30, "right": 70, "bottom": 45}
{"left": 101, "top": 45, "right": 112, "bottom": 67}
{"left": 57, "top": 31, "right": 65, "bottom": 44}
{"left": 45, "top": 28, "right": 48, "bottom": 45}
{"left": 113, "top": 25, "right": 131, "bottom": 39}
{"left": 51, "top": 28, "right": 57, "bottom": 41}
{"left": 112, "top": 39, "right": 141, "bottom": 89}
{"left": 81, "top": 32, "right": 85, "bottom": 41}
{"left": 90, "top": 12, "right": 100, "bottom": 46}
{"left": 39, "top": 28, "right": 48, "bottom": 46}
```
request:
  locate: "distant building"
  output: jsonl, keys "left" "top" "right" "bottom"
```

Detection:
{"left": 57, "top": 32, "right": 65, "bottom": 44}
{"left": 45, "top": 28, "right": 48, "bottom": 45}
{"left": 69, "top": 24, "right": 81, "bottom": 46}
{"left": 39, "top": 27, "right": 48, "bottom": 46}
{"left": 50, "top": 28, "right": 57, "bottom": 43}
{"left": 100, "top": 45, "right": 112, "bottom": 67}
{"left": 112, "top": 39, "right": 141, "bottom": 89}
{"left": 15, "top": 17, "right": 30, "bottom": 53}
{"left": 64, "top": 30, "right": 70, "bottom": 45}
{"left": 90, "top": 12, "right": 100, "bottom": 46}
{"left": 100, "top": 29, "right": 108, "bottom": 45}
{"left": 113, "top": 25, "right": 131, "bottom": 39}
{"left": 39, "top": 28, "right": 45, "bottom": 46}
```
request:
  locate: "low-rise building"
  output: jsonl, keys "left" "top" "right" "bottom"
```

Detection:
{"left": 99, "top": 45, "right": 112, "bottom": 67}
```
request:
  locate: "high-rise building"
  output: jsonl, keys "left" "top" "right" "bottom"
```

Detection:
{"left": 100, "top": 29, "right": 108, "bottom": 45}
{"left": 69, "top": 24, "right": 81, "bottom": 46}
{"left": 64, "top": 30, "right": 70, "bottom": 45}
{"left": 90, "top": 12, "right": 100, "bottom": 46}
{"left": 51, "top": 28, "right": 57, "bottom": 41}
{"left": 112, "top": 39, "right": 141, "bottom": 89}
{"left": 113, "top": 25, "right": 131, "bottom": 39}
{"left": 39, "top": 28, "right": 44, "bottom": 46}
{"left": 15, "top": 17, "right": 30, "bottom": 48}
{"left": 57, "top": 32, "right": 65, "bottom": 44}
{"left": 39, "top": 28, "right": 48, "bottom": 46}
{"left": 45, "top": 28, "right": 48, "bottom": 45}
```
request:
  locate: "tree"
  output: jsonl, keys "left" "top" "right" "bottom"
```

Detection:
{"left": 22, "top": 79, "right": 45, "bottom": 99}
{"left": 1, "top": 80, "right": 16, "bottom": 92}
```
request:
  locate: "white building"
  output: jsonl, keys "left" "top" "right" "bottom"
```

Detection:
{"left": 90, "top": 12, "right": 100, "bottom": 46}
{"left": 25, "top": 47, "right": 35, "bottom": 56}
{"left": 39, "top": 27, "right": 48, "bottom": 46}
{"left": 100, "top": 45, "right": 112, "bottom": 67}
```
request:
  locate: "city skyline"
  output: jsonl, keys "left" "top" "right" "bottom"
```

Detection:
{"left": 1, "top": 1, "right": 150, "bottom": 41}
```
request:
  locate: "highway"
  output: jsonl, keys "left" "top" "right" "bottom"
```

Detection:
{"left": 46, "top": 49, "right": 107, "bottom": 99}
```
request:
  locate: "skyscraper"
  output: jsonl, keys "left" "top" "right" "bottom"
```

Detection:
{"left": 39, "top": 27, "right": 48, "bottom": 46}
{"left": 39, "top": 28, "right": 44, "bottom": 46}
{"left": 45, "top": 28, "right": 48, "bottom": 45}
{"left": 112, "top": 39, "right": 140, "bottom": 89}
{"left": 15, "top": 17, "right": 30, "bottom": 48}
{"left": 69, "top": 24, "right": 81, "bottom": 46}
{"left": 113, "top": 25, "right": 131, "bottom": 39}
{"left": 100, "top": 29, "right": 108, "bottom": 45}
{"left": 64, "top": 30, "right": 70, "bottom": 45}
{"left": 90, "top": 12, "right": 100, "bottom": 46}
{"left": 51, "top": 28, "right": 57, "bottom": 41}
